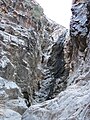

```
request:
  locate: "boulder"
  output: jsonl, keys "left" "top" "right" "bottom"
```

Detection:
{"left": 0, "top": 77, "right": 27, "bottom": 115}
{"left": 0, "top": 108, "right": 21, "bottom": 120}
{"left": 22, "top": 80, "right": 90, "bottom": 120}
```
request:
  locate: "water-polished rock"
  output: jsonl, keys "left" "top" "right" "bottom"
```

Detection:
{"left": 0, "top": 108, "right": 21, "bottom": 120}
{"left": 0, "top": 77, "right": 27, "bottom": 115}
{"left": 22, "top": 80, "right": 90, "bottom": 120}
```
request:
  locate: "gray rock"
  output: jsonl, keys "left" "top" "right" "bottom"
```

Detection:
{"left": 6, "top": 98, "right": 28, "bottom": 115}
{"left": 0, "top": 77, "right": 27, "bottom": 115}
{"left": 22, "top": 0, "right": 90, "bottom": 120}
{"left": 0, "top": 108, "right": 21, "bottom": 120}
{"left": 0, "top": 0, "right": 66, "bottom": 104}
{"left": 22, "top": 80, "right": 90, "bottom": 120}
{"left": 1, "top": 0, "right": 90, "bottom": 120}
{"left": 0, "top": 77, "right": 21, "bottom": 100}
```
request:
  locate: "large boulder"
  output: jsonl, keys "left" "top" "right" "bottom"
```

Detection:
{"left": 0, "top": 77, "right": 27, "bottom": 115}
{"left": 22, "top": 80, "right": 90, "bottom": 120}
{"left": 0, "top": 109, "right": 21, "bottom": 120}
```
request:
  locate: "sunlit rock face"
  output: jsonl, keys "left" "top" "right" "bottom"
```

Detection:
{"left": 22, "top": 0, "right": 90, "bottom": 120}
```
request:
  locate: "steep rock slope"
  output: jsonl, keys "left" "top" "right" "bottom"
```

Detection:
{"left": 0, "top": 0, "right": 67, "bottom": 107}
{"left": 0, "top": 0, "right": 49, "bottom": 104}
{"left": 22, "top": 0, "right": 90, "bottom": 120}
{"left": 0, "top": 0, "right": 69, "bottom": 119}
{"left": 33, "top": 27, "right": 68, "bottom": 103}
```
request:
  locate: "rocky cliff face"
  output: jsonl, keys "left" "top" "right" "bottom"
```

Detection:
{"left": 0, "top": 0, "right": 50, "bottom": 101}
{"left": 0, "top": 0, "right": 90, "bottom": 120}
{"left": 0, "top": 0, "right": 68, "bottom": 119}
{"left": 0, "top": 0, "right": 67, "bottom": 106}
{"left": 22, "top": 0, "right": 90, "bottom": 120}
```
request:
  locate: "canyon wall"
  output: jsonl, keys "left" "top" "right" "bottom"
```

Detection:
{"left": 22, "top": 0, "right": 90, "bottom": 120}
{"left": 0, "top": 0, "right": 68, "bottom": 119}
{"left": 0, "top": 0, "right": 67, "bottom": 105}
{"left": 0, "top": 0, "right": 90, "bottom": 120}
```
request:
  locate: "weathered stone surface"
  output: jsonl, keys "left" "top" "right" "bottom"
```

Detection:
{"left": 0, "top": 76, "right": 21, "bottom": 100}
{"left": 32, "top": 25, "right": 67, "bottom": 103}
{"left": 0, "top": 108, "right": 21, "bottom": 120}
{"left": 22, "top": 80, "right": 90, "bottom": 120}
{"left": 6, "top": 98, "right": 28, "bottom": 115}
{"left": 1, "top": 0, "right": 90, "bottom": 120}
{"left": 0, "top": 0, "right": 67, "bottom": 105}
{"left": 69, "top": 0, "right": 90, "bottom": 84}
{"left": 22, "top": 0, "right": 90, "bottom": 120}
{"left": 0, "top": 77, "right": 27, "bottom": 115}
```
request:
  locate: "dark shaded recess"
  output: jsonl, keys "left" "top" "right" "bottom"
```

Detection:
{"left": 48, "top": 49, "right": 65, "bottom": 78}
{"left": 26, "top": 38, "right": 30, "bottom": 51}
{"left": 70, "top": 35, "right": 87, "bottom": 52}
{"left": 38, "top": 20, "right": 41, "bottom": 31}
{"left": 79, "top": 36, "right": 87, "bottom": 52}
{"left": 0, "top": 27, "right": 5, "bottom": 31}
{"left": 0, "top": 34, "right": 4, "bottom": 41}
{"left": 41, "top": 55, "right": 45, "bottom": 64}
{"left": 26, "top": 33, "right": 37, "bottom": 52}
{"left": 46, "top": 78, "right": 56, "bottom": 100}
{"left": 47, "top": 33, "right": 67, "bottom": 79}
{"left": 87, "top": 1, "right": 90, "bottom": 30}
{"left": 26, "top": 30, "right": 37, "bottom": 51}
{"left": 22, "top": 91, "right": 31, "bottom": 107}
{"left": 46, "top": 33, "right": 69, "bottom": 100}
{"left": 6, "top": 26, "right": 15, "bottom": 35}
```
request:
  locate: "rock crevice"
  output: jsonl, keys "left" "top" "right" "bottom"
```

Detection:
{"left": 0, "top": 0, "right": 90, "bottom": 120}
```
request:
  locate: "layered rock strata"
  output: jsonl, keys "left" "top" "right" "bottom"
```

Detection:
{"left": 22, "top": 0, "right": 90, "bottom": 120}
{"left": 1, "top": 0, "right": 90, "bottom": 120}
{"left": 0, "top": 0, "right": 67, "bottom": 106}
